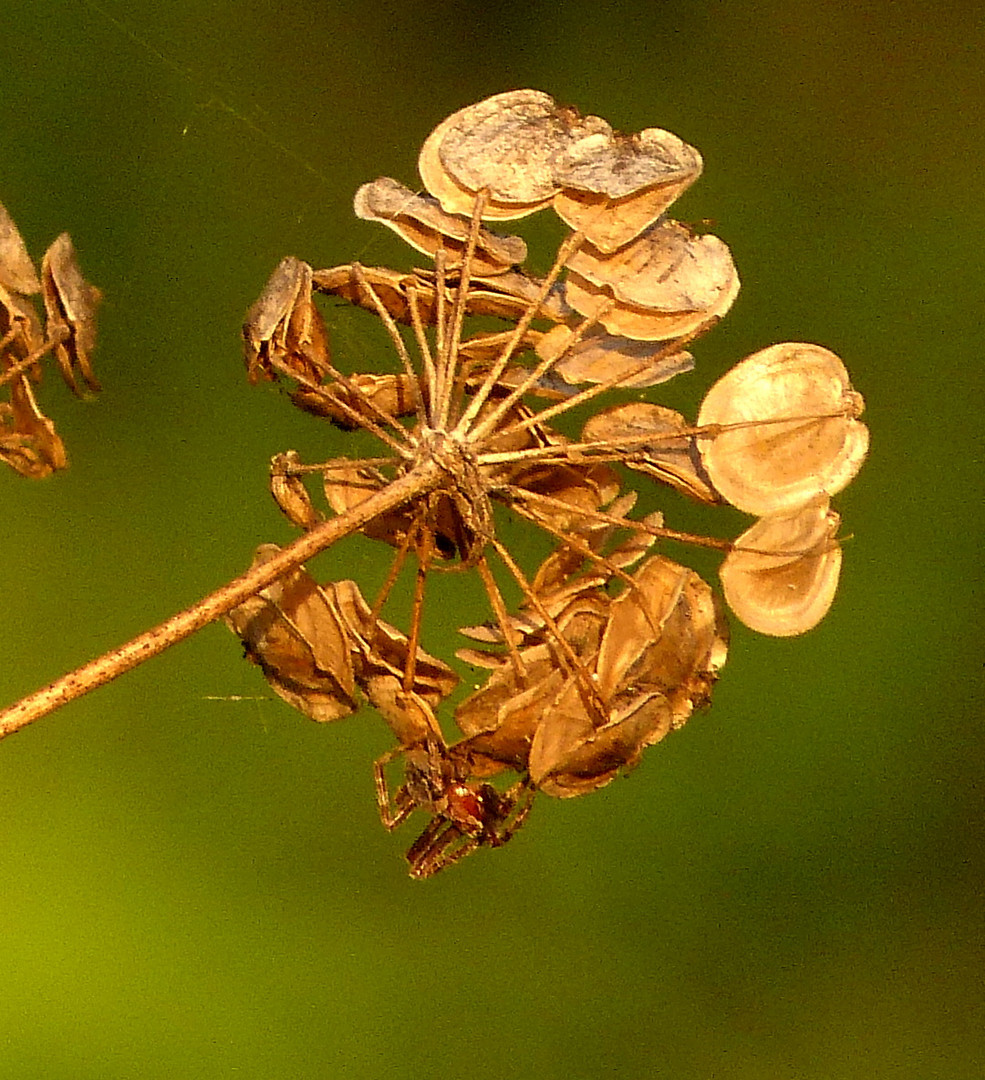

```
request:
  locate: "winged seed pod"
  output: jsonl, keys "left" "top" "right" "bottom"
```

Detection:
{"left": 697, "top": 342, "right": 868, "bottom": 515}
{"left": 719, "top": 498, "right": 843, "bottom": 637}
{"left": 233, "top": 90, "right": 867, "bottom": 874}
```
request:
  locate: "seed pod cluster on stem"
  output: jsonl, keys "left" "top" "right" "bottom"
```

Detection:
{"left": 0, "top": 201, "right": 100, "bottom": 478}
{"left": 234, "top": 90, "right": 868, "bottom": 876}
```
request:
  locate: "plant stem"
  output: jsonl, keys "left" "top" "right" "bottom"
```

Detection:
{"left": 0, "top": 459, "right": 442, "bottom": 741}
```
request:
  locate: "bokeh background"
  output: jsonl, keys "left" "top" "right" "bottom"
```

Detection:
{"left": 2, "top": 1, "right": 981, "bottom": 1077}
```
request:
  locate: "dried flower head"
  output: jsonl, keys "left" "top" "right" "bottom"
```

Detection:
{"left": 1, "top": 200, "right": 100, "bottom": 478}
{"left": 232, "top": 91, "right": 868, "bottom": 875}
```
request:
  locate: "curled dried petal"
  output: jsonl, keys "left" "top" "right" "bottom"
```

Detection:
{"left": 270, "top": 451, "right": 322, "bottom": 529}
{"left": 0, "top": 375, "right": 68, "bottom": 477}
{"left": 243, "top": 256, "right": 330, "bottom": 385}
{"left": 224, "top": 545, "right": 357, "bottom": 723}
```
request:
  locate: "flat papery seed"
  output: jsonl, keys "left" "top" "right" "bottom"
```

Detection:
{"left": 294, "top": 372, "right": 419, "bottom": 426}
{"left": 696, "top": 342, "right": 870, "bottom": 515}
{"left": 720, "top": 498, "right": 843, "bottom": 637}
{"left": 312, "top": 264, "right": 427, "bottom": 325}
{"left": 463, "top": 270, "right": 571, "bottom": 322}
{"left": 40, "top": 233, "right": 102, "bottom": 395}
{"left": 536, "top": 323, "right": 694, "bottom": 387}
{"left": 353, "top": 177, "right": 527, "bottom": 273}
{"left": 566, "top": 221, "right": 738, "bottom": 313}
{"left": 553, "top": 128, "right": 703, "bottom": 253}
{"left": 422, "top": 90, "right": 563, "bottom": 214}
{"left": 530, "top": 683, "right": 673, "bottom": 798}
{"left": 555, "top": 127, "right": 702, "bottom": 200}
{"left": 224, "top": 544, "right": 358, "bottom": 723}
{"left": 582, "top": 402, "right": 719, "bottom": 503}
{"left": 244, "top": 256, "right": 306, "bottom": 344}
{"left": 0, "top": 201, "right": 40, "bottom": 294}
{"left": 564, "top": 268, "right": 738, "bottom": 341}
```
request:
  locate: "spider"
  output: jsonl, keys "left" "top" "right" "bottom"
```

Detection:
{"left": 374, "top": 739, "right": 534, "bottom": 878}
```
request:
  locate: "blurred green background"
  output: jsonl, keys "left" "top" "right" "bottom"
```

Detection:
{"left": 2, "top": 1, "right": 981, "bottom": 1077}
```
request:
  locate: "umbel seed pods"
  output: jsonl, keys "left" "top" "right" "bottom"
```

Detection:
{"left": 232, "top": 90, "right": 868, "bottom": 876}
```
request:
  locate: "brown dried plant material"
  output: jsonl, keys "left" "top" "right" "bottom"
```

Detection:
{"left": 292, "top": 372, "right": 419, "bottom": 427}
{"left": 418, "top": 89, "right": 564, "bottom": 219}
{"left": 354, "top": 177, "right": 527, "bottom": 275}
{"left": 229, "top": 89, "right": 868, "bottom": 872}
{"left": 225, "top": 545, "right": 357, "bottom": 723}
{"left": 225, "top": 547, "right": 458, "bottom": 739}
{"left": 564, "top": 220, "right": 739, "bottom": 341}
{"left": 553, "top": 126, "right": 703, "bottom": 253}
{"left": 454, "top": 549, "right": 727, "bottom": 798}
{"left": 697, "top": 342, "right": 869, "bottom": 515}
{"left": 1, "top": 205, "right": 101, "bottom": 478}
{"left": 0, "top": 201, "right": 41, "bottom": 295}
{"left": 269, "top": 451, "right": 322, "bottom": 529}
{"left": 1, "top": 376, "right": 68, "bottom": 478}
{"left": 531, "top": 555, "right": 727, "bottom": 796}
{"left": 243, "top": 256, "right": 330, "bottom": 385}
{"left": 535, "top": 324, "right": 694, "bottom": 389}
{"left": 582, "top": 402, "right": 720, "bottom": 503}
{"left": 719, "top": 498, "right": 842, "bottom": 637}
{"left": 313, "top": 263, "right": 427, "bottom": 325}
{"left": 40, "top": 233, "right": 102, "bottom": 395}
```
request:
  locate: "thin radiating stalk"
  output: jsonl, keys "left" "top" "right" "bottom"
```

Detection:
{"left": 489, "top": 536, "right": 606, "bottom": 718}
{"left": 474, "top": 552, "right": 528, "bottom": 684}
{"left": 453, "top": 230, "right": 585, "bottom": 437}
{"left": 435, "top": 193, "right": 487, "bottom": 430}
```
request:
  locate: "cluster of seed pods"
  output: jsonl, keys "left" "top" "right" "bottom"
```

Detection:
{"left": 233, "top": 91, "right": 868, "bottom": 876}
{"left": 0, "top": 201, "right": 100, "bottom": 478}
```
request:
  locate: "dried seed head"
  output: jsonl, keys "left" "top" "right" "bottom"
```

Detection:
{"left": 239, "top": 89, "right": 869, "bottom": 872}
{"left": 719, "top": 498, "right": 843, "bottom": 636}
{"left": 697, "top": 342, "right": 869, "bottom": 515}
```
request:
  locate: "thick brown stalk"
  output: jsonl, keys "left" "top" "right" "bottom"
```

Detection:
{"left": 0, "top": 459, "right": 443, "bottom": 741}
